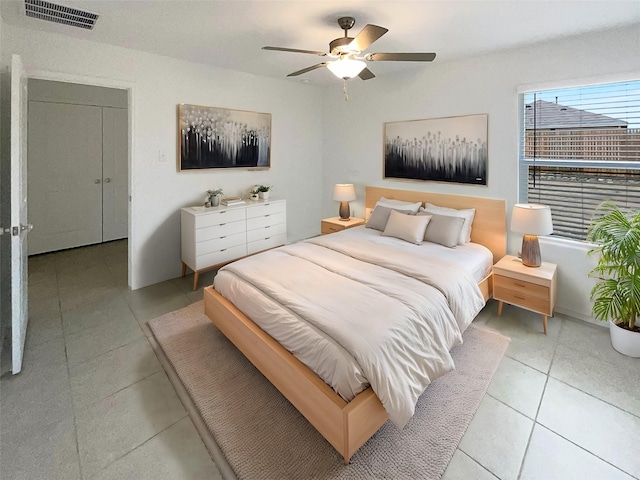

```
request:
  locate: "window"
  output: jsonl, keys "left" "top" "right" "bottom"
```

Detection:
{"left": 519, "top": 80, "right": 640, "bottom": 241}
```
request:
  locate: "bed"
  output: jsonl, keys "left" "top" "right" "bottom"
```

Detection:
{"left": 204, "top": 186, "right": 506, "bottom": 463}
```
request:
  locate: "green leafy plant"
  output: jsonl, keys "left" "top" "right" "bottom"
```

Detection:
{"left": 587, "top": 201, "right": 640, "bottom": 331}
{"left": 207, "top": 188, "right": 223, "bottom": 197}
{"left": 257, "top": 185, "right": 272, "bottom": 193}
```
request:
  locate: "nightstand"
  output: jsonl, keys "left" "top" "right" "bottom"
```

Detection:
{"left": 493, "top": 255, "right": 558, "bottom": 334}
{"left": 321, "top": 217, "right": 365, "bottom": 234}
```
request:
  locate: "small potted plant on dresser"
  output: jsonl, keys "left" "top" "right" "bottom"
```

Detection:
{"left": 257, "top": 185, "right": 272, "bottom": 200}
{"left": 249, "top": 186, "right": 260, "bottom": 201}
{"left": 587, "top": 201, "right": 640, "bottom": 357}
{"left": 207, "top": 188, "right": 223, "bottom": 207}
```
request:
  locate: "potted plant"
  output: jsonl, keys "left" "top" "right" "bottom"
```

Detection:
{"left": 249, "top": 186, "right": 260, "bottom": 201}
{"left": 207, "top": 188, "right": 223, "bottom": 207}
{"left": 587, "top": 201, "right": 640, "bottom": 357}
{"left": 257, "top": 185, "right": 272, "bottom": 200}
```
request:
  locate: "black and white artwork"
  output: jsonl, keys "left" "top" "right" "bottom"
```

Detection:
{"left": 178, "top": 104, "right": 271, "bottom": 170}
{"left": 384, "top": 114, "right": 487, "bottom": 185}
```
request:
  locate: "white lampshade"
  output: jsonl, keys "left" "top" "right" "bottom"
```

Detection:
{"left": 511, "top": 204, "right": 554, "bottom": 236}
{"left": 327, "top": 58, "right": 366, "bottom": 79}
{"left": 333, "top": 184, "right": 356, "bottom": 201}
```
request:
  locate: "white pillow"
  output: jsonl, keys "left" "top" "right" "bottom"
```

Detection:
{"left": 421, "top": 203, "right": 476, "bottom": 244}
{"left": 376, "top": 197, "right": 422, "bottom": 213}
{"left": 381, "top": 210, "right": 431, "bottom": 245}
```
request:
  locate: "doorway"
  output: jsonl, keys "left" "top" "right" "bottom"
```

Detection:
{"left": 27, "top": 79, "right": 128, "bottom": 255}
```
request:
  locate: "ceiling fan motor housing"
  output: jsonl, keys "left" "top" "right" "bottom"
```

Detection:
{"left": 330, "top": 37, "right": 357, "bottom": 56}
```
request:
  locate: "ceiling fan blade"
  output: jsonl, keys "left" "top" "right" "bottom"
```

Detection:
{"left": 349, "top": 24, "right": 388, "bottom": 52}
{"left": 287, "top": 63, "right": 329, "bottom": 77}
{"left": 263, "top": 46, "right": 327, "bottom": 56}
{"left": 366, "top": 52, "right": 436, "bottom": 62}
{"left": 358, "top": 68, "right": 375, "bottom": 80}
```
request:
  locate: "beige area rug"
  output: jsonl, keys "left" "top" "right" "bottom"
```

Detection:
{"left": 149, "top": 301, "right": 509, "bottom": 480}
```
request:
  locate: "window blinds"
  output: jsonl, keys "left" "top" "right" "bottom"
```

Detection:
{"left": 519, "top": 80, "right": 640, "bottom": 240}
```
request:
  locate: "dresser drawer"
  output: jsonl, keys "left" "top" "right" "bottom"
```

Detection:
{"left": 246, "top": 222, "right": 287, "bottom": 243}
{"left": 194, "top": 244, "right": 247, "bottom": 270}
{"left": 195, "top": 232, "right": 246, "bottom": 256}
{"left": 247, "top": 212, "right": 286, "bottom": 231}
{"left": 247, "top": 234, "right": 286, "bottom": 255}
{"left": 195, "top": 208, "right": 246, "bottom": 228}
{"left": 195, "top": 219, "right": 245, "bottom": 243}
{"left": 247, "top": 201, "right": 286, "bottom": 219}
{"left": 494, "top": 286, "right": 551, "bottom": 315}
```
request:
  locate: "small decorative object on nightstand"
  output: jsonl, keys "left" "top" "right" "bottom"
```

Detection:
{"left": 493, "top": 254, "right": 557, "bottom": 334}
{"left": 333, "top": 184, "right": 356, "bottom": 221}
{"left": 321, "top": 217, "right": 365, "bottom": 234}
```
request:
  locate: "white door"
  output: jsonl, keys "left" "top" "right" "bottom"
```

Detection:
{"left": 10, "top": 54, "right": 30, "bottom": 374}
{"left": 27, "top": 102, "right": 103, "bottom": 255}
{"left": 102, "top": 107, "right": 128, "bottom": 242}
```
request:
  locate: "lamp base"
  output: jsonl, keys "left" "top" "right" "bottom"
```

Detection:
{"left": 521, "top": 234, "right": 542, "bottom": 267}
{"left": 338, "top": 201, "right": 351, "bottom": 221}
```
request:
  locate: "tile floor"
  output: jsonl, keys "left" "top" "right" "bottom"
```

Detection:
{"left": 1, "top": 239, "right": 638, "bottom": 479}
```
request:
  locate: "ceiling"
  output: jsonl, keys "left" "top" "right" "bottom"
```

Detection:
{"left": 2, "top": 0, "right": 639, "bottom": 86}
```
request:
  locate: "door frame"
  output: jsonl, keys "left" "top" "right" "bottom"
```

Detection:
{"left": 27, "top": 69, "right": 135, "bottom": 287}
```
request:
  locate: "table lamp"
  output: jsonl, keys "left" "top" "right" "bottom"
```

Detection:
{"left": 510, "top": 204, "right": 554, "bottom": 267}
{"left": 333, "top": 184, "right": 356, "bottom": 221}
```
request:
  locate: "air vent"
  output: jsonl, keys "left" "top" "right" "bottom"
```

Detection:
{"left": 24, "top": 0, "right": 98, "bottom": 30}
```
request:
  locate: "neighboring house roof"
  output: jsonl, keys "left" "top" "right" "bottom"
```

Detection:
{"left": 525, "top": 99, "right": 628, "bottom": 129}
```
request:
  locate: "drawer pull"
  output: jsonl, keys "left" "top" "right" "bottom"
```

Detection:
{"left": 220, "top": 248, "right": 226, "bottom": 252}
{"left": 219, "top": 223, "right": 226, "bottom": 226}
{"left": 513, "top": 282, "right": 526, "bottom": 288}
{"left": 219, "top": 211, "right": 226, "bottom": 214}
{"left": 514, "top": 294, "right": 525, "bottom": 300}
{"left": 220, "top": 236, "right": 226, "bottom": 239}
{"left": 265, "top": 237, "right": 270, "bottom": 240}
{"left": 265, "top": 225, "right": 270, "bottom": 228}
{"left": 265, "top": 214, "right": 270, "bottom": 217}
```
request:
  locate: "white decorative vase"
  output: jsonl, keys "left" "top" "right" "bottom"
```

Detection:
{"left": 250, "top": 194, "right": 259, "bottom": 201}
{"left": 210, "top": 195, "right": 220, "bottom": 207}
{"left": 609, "top": 319, "right": 640, "bottom": 358}
{"left": 259, "top": 191, "right": 270, "bottom": 200}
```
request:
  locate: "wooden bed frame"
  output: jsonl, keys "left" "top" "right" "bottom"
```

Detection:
{"left": 204, "top": 187, "right": 506, "bottom": 464}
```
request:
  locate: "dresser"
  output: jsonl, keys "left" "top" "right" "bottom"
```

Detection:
{"left": 181, "top": 199, "right": 286, "bottom": 290}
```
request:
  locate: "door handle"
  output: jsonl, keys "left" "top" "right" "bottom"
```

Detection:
{"left": 94, "top": 179, "right": 101, "bottom": 184}
{"left": 20, "top": 224, "right": 33, "bottom": 232}
{"left": 104, "top": 178, "right": 111, "bottom": 183}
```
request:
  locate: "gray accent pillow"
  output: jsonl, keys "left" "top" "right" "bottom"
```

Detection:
{"left": 366, "top": 206, "right": 415, "bottom": 231}
{"left": 417, "top": 212, "right": 465, "bottom": 248}
{"left": 381, "top": 210, "right": 432, "bottom": 245}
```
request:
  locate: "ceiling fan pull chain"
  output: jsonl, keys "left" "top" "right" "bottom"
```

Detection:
{"left": 343, "top": 79, "right": 349, "bottom": 101}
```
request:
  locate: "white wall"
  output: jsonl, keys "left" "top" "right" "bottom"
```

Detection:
{"left": 1, "top": 23, "right": 325, "bottom": 289}
{"left": 321, "top": 23, "right": 640, "bottom": 321}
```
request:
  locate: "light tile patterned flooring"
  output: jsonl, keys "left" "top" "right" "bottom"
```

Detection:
{"left": 1, "top": 240, "right": 638, "bottom": 479}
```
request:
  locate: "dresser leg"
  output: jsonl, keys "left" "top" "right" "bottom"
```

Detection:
{"left": 542, "top": 315, "right": 548, "bottom": 335}
{"left": 182, "top": 262, "right": 187, "bottom": 277}
{"left": 497, "top": 301, "right": 504, "bottom": 317}
{"left": 193, "top": 271, "right": 199, "bottom": 291}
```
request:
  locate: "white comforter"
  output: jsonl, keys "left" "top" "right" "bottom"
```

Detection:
{"left": 215, "top": 234, "right": 485, "bottom": 428}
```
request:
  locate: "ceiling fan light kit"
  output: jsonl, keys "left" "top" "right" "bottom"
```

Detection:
{"left": 326, "top": 57, "right": 366, "bottom": 79}
{"left": 262, "top": 16, "right": 436, "bottom": 95}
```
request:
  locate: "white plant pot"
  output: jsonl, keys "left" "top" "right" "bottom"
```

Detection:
{"left": 609, "top": 319, "right": 640, "bottom": 358}
{"left": 259, "top": 191, "right": 270, "bottom": 200}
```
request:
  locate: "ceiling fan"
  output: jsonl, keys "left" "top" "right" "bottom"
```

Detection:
{"left": 262, "top": 16, "right": 436, "bottom": 81}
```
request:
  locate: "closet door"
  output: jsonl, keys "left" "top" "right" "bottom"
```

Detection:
{"left": 102, "top": 107, "right": 128, "bottom": 242}
{"left": 27, "top": 101, "right": 103, "bottom": 255}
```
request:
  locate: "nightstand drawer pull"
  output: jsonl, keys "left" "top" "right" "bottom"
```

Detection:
{"left": 514, "top": 294, "right": 525, "bottom": 300}
{"left": 513, "top": 282, "right": 526, "bottom": 288}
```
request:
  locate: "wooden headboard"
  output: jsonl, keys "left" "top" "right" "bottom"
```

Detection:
{"left": 365, "top": 186, "right": 506, "bottom": 264}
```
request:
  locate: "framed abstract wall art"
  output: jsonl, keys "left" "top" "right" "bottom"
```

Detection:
{"left": 178, "top": 104, "right": 271, "bottom": 171}
{"left": 384, "top": 114, "right": 488, "bottom": 185}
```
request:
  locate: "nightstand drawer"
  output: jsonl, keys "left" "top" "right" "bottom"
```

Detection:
{"left": 494, "top": 275, "right": 549, "bottom": 299}
{"left": 494, "top": 287, "right": 551, "bottom": 315}
{"left": 321, "top": 222, "right": 343, "bottom": 234}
